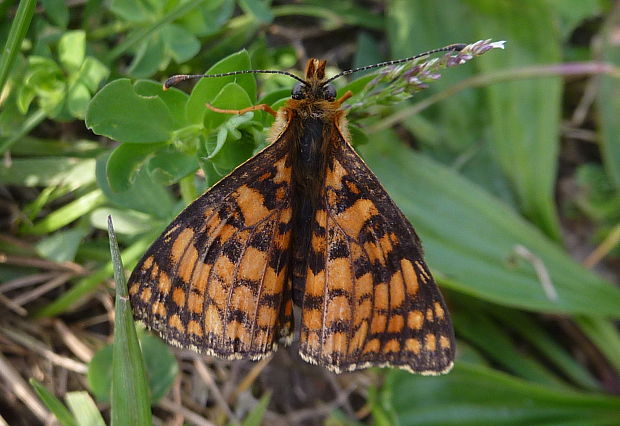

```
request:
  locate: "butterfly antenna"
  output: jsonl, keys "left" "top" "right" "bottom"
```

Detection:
{"left": 323, "top": 43, "right": 467, "bottom": 85}
{"left": 163, "top": 69, "right": 307, "bottom": 90}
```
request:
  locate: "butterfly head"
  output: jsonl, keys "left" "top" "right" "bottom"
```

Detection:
{"left": 290, "top": 58, "right": 337, "bottom": 102}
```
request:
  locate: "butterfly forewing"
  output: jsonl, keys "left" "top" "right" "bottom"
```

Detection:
{"left": 298, "top": 134, "right": 455, "bottom": 374}
{"left": 128, "top": 137, "right": 294, "bottom": 359}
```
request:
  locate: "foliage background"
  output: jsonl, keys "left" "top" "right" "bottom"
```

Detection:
{"left": 1, "top": 0, "right": 620, "bottom": 424}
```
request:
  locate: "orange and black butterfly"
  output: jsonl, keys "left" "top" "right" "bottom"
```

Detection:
{"left": 128, "top": 46, "right": 464, "bottom": 375}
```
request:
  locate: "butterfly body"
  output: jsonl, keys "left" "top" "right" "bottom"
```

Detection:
{"left": 128, "top": 58, "right": 455, "bottom": 374}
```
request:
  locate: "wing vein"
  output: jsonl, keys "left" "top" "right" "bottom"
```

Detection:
{"left": 248, "top": 209, "right": 280, "bottom": 349}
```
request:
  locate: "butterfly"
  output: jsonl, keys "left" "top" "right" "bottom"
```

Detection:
{"left": 127, "top": 46, "right": 462, "bottom": 375}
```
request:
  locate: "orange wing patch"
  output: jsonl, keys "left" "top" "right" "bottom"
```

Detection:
{"left": 128, "top": 140, "right": 294, "bottom": 360}
{"left": 298, "top": 137, "right": 455, "bottom": 374}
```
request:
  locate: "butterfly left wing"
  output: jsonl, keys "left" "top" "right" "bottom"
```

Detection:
{"left": 298, "top": 135, "right": 455, "bottom": 374}
{"left": 128, "top": 137, "right": 294, "bottom": 360}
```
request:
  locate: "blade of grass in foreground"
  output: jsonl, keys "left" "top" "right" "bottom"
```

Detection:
{"left": 108, "top": 216, "right": 152, "bottom": 425}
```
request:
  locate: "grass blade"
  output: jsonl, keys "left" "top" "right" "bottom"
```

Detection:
{"left": 108, "top": 216, "right": 152, "bottom": 425}
{"left": 29, "top": 379, "right": 76, "bottom": 426}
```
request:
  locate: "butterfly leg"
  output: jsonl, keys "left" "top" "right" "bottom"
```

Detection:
{"left": 206, "top": 103, "right": 278, "bottom": 117}
{"left": 335, "top": 90, "right": 353, "bottom": 106}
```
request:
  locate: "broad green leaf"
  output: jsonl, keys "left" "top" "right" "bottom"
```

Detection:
{"left": 486, "top": 306, "right": 601, "bottom": 391}
{"left": 67, "top": 82, "right": 90, "bottom": 119}
{"left": 161, "top": 23, "right": 201, "bottom": 64}
{"left": 547, "top": 0, "right": 602, "bottom": 39}
{"left": 127, "top": 32, "right": 167, "bottom": 78}
{"left": 133, "top": 80, "right": 189, "bottom": 129}
{"left": 97, "top": 154, "right": 175, "bottom": 219}
{"left": 58, "top": 31, "right": 85, "bottom": 72}
{"left": 239, "top": 0, "right": 274, "bottom": 24}
{"left": 379, "top": 362, "right": 620, "bottom": 425}
{"left": 186, "top": 50, "right": 256, "bottom": 125}
{"left": 36, "top": 227, "right": 89, "bottom": 262}
{"left": 597, "top": 8, "right": 620, "bottom": 192}
{"left": 41, "top": 0, "right": 69, "bottom": 27}
{"left": 146, "top": 148, "right": 199, "bottom": 186}
{"left": 88, "top": 335, "right": 177, "bottom": 405}
{"left": 110, "top": 0, "right": 155, "bottom": 22}
{"left": 387, "top": 0, "right": 479, "bottom": 154}
{"left": 178, "top": 0, "right": 235, "bottom": 37}
{"left": 387, "top": 0, "right": 562, "bottom": 239}
{"left": 140, "top": 335, "right": 178, "bottom": 402}
{"left": 86, "top": 79, "right": 175, "bottom": 144}
{"left": 472, "top": 0, "right": 562, "bottom": 239}
{"left": 77, "top": 57, "right": 110, "bottom": 93}
{"left": 106, "top": 142, "right": 165, "bottom": 192}
{"left": 453, "top": 305, "right": 569, "bottom": 389}
{"left": 360, "top": 135, "right": 620, "bottom": 317}
{"left": 90, "top": 207, "right": 155, "bottom": 235}
{"left": 204, "top": 82, "right": 253, "bottom": 130}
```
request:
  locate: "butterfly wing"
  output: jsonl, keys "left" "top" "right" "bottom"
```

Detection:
{"left": 298, "top": 136, "right": 455, "bottom": 374}
{"left": 128, "top": 136, "right": 294, "bottom": 360}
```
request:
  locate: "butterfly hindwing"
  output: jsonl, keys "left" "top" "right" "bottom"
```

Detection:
{"left": 128, "top": 137, "right": 294, "bottom": 360}
{"left": 298, "top": 136, "right": 455, "bottom": 374}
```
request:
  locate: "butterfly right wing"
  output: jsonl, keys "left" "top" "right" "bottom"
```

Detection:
{"left": 128, "top": 135, "right": 294, "bottom": 360}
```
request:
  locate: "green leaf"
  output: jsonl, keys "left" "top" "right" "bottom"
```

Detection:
{"left": 162, "top": 23, "right": 201, "bottom": 64}
{"left": 110, "top": 0, "right": 155, "bottom": 22}
{"left": 239, "top": 0, "right": 274, "bottom": 24}
{"left": 108, "top": 217, "right": 152, "bottom": 425}
{"left": 133, "top": 80, "right": 189, "bottom": 128}
{"left": 453, "top": 304, "right": 569, "bottom": 389}
{"left": 0, "top": 157, "right": 96, "bottom": 188}
{"left": 36, "top": 227, "right": 89, "bottom": 262}
{"left": 146, "top": 148, "right": 199, "bottom": 186}
{"left": 90, "top": 207, "right": 155, "bottom": 235}
{"left": 140, "top": 335, "right": 178, "bottom": 402}
{"left": 186, "top": 50, "right": 256, "bottom": 125}
{"left": 204, "top": 82, "right": 254, "bottom": 130}
{"left": 58, "top": 31, "right": 86, "bottom": 72}
{"left": 41, "top": 0, "right": 69, "bottom": 27}
{"left": 96, "top": 154, "right": 175, "bottom": 219}
{"left": 30, "top": 379, "right": 76, "bottom": 426}
{"left": 360, "top": 135, "right": 620, "bottom": 317}
{"left": 240, "top": 392, "right": 272, "bottom": 426}
{"left": 107, "top": 142, "right": 165, "bottom": 192}
{"left": 77, "top": 57, "right": 110, "bottom": 93}
{"left": 67, "top": 82, "right": 90, "bottom": 119}
{"left": 88, "top": 335, "right": 178, "bottom": 406}
{"left": 597, "top": 8, "right": 620, "bottom": 192}
{"left": 65, "top": 392, "right": 105, "bottom": 426}
{"left": 127, "top": 33, "right": 167, "bottom": 78}
{"left": 474, "top": 1, "right": 563, "bottom": 239}
{"left": 379, "top": 362, "right": 620, "bottom": 425}
{"left": 86, "top": 79, "right": 175, "bottom": 144}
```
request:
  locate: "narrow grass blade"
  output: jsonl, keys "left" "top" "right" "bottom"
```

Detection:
{"left": 29, "top": 379, "right": 76, "bottom": 426}
{"left": 0, "top": 0, "right": 36, "bottom": 94}
{"left": 108, "top": 216, "right": 152, "bottom": 425}
{"left": 65, "top": 391, "right": 105, "bottom": 426}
